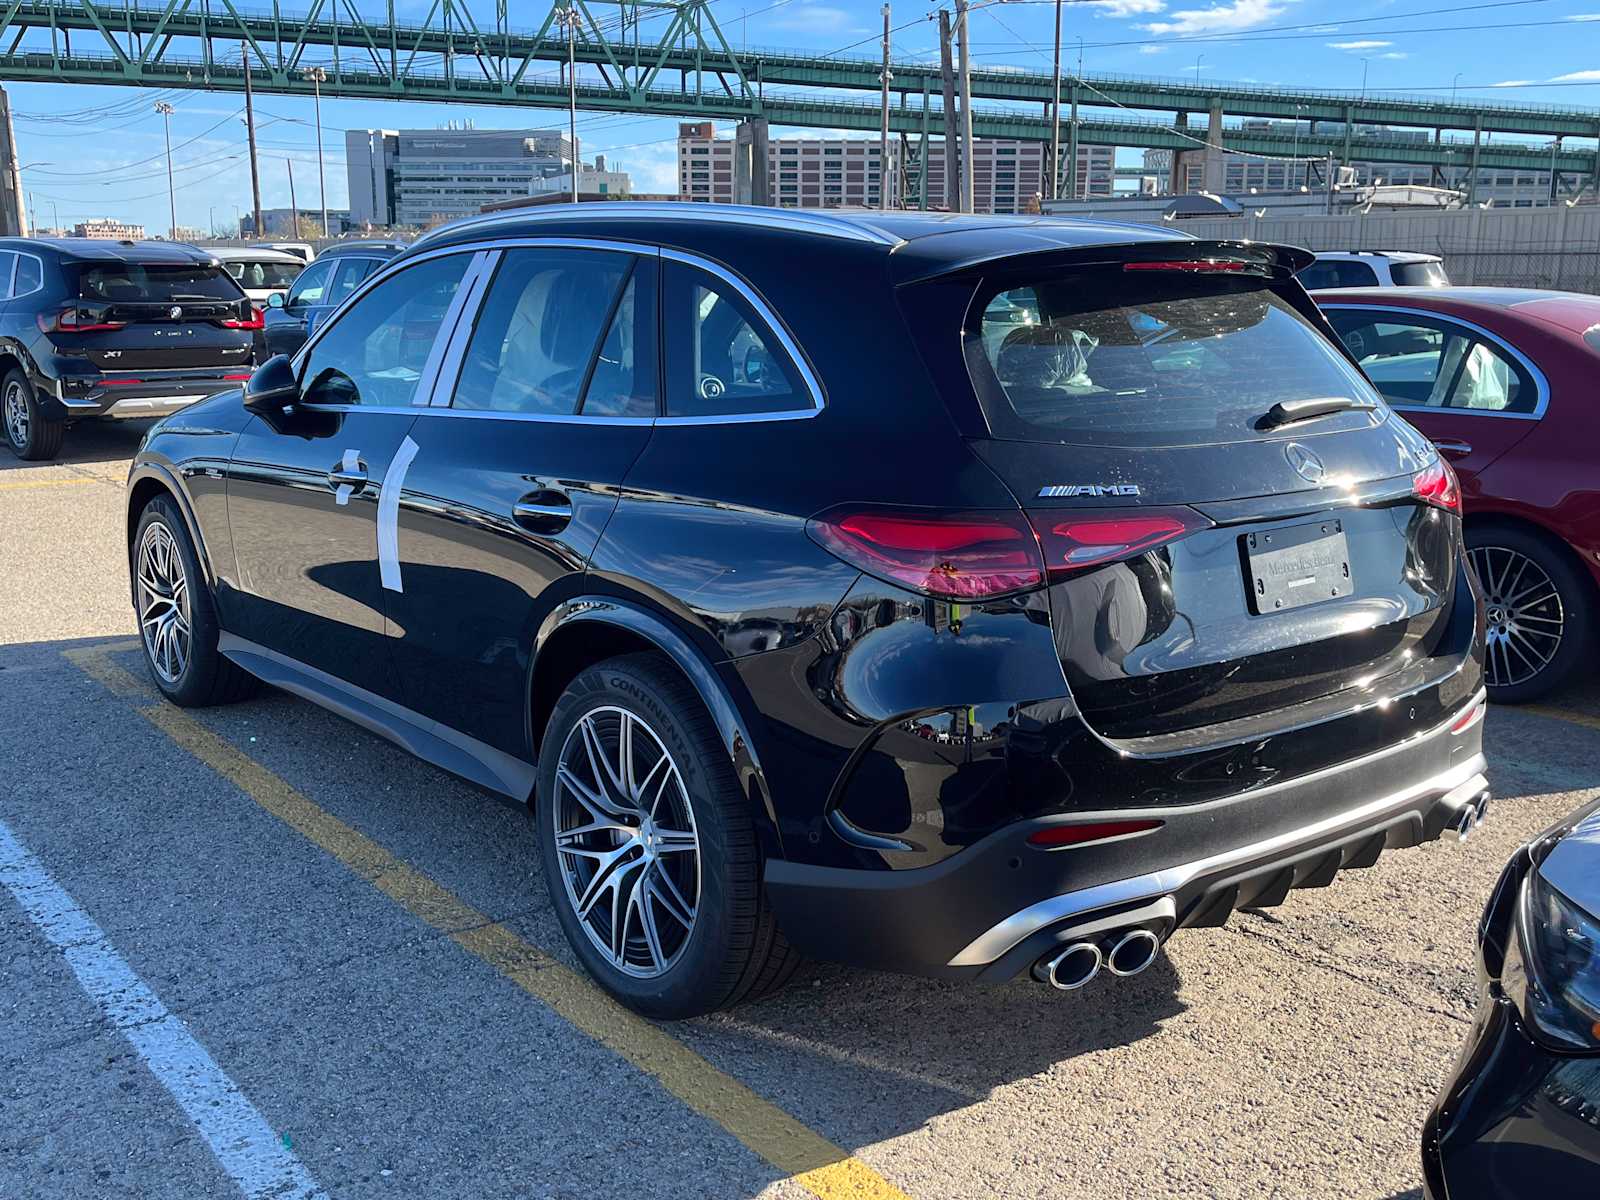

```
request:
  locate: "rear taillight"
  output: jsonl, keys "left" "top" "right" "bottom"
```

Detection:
{"left": 1026, "top": 819, "right": 1164, "bottom": 849}
{"left": 220, "top": 306, "right": 263, "bottom": 331}
{"left": 1033, "top": 508, "right": 1211, "bottom": 576}
{"left": 806, "top": 507, "right": 1044, "bottom": 600}
{"left": 1413, "top": 459, "right": 1462, "bottom": 514}
{"left": 38, "top": 308, "right": 126, "bottom": 334}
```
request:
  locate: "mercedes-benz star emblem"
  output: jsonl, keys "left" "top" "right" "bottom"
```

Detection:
{"left": 168, "top": 305, "right": 183, "bottom": 320}
{"left": 1284, "top": 442, "right": 1326, "bottom": 484}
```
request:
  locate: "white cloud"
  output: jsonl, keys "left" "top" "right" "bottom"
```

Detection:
{"left": 1304, "top": 24, "right": 1339, "bottom": 32}
{"left": 1088, "top": 0, "right": 1167, "bottom": 15}
{"left": 1327, "top": 39, "right": 1391, "bottom": 49}
{"left": 1565, "top": 12, "right": 1600, "bottom": 19}
{"left": 1141, "top": 0, "right": 1286, "bottom": 37}
{"left": 1550, "top": 69, "right": 1600, "bottom": 82}
{"left": 1490, "top": 79, "right": 1533, "bottom": 87}
{"left": 1138, "top": 43, "right": 1167, "bottom": 53}
{"left": 1378, "top": 51, "right": 1409, "bottom": 59}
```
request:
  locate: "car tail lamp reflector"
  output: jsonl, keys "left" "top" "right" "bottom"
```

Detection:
{"left": 223, "top": 373, "right": 252, "bottom": 381}
{"left": 39, "top": 308, "right": 126, "bottom": 334}
{"left": 1123, "top": 259, "right": 1250, "bottom": 274}
{"left": 1033, "top": 508, "right": 1211, "bottom": 576}
{"left": 807, "top": 507, "right": 1044, "bottom": 600}
{"left": 1026, "top": 819, "right": 1164, "bottom": 849}
{"left": 220, "top": 306, "right": 264, "bottom": 330}
{"left": 1450, "top": 695, "right": 1487, "bottom": 735}
{"left": 1413, "top": 459, "right": 1462, "bottom": 514}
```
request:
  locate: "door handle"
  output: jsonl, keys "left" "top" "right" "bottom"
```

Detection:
{"left": 513, "top": 492, "right": 573, "bottom": 533}
{"left": 1432, "top": 439, "right": 1473, "bottom": 457}
{"left": 329, "top": 449, "right": 368, "bottom": 505}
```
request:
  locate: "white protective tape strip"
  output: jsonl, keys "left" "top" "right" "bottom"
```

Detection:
{"left": 0, "top": 818, "right": 327, "bottom": 1200}
{"left": 378, "top": 434, "right": 420, "bottom": 594}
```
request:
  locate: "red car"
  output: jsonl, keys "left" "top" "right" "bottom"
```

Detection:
{"left": 1317, "top": 287, "right": 1600, "bottom": 702}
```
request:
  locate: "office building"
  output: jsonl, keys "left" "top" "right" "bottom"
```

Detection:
{"left": 346, "top": 126, "right": 577, "bottom": 228}
{"left": 919, "top": 140, "right": 1114, "bottom": 212}
{"left": 74, "top": 218, "right": 145, "bottom": 239}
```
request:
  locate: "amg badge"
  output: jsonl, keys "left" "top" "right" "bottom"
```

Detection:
{"left": 1037, "top": 484, "right": 1142, "bottom": 498}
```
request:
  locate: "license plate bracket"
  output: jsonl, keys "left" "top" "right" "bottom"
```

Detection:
{"left": 1243, "top": 519, "right": 1353, "bottom": 615}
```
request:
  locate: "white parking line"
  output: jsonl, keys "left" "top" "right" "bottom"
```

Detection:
{"left": 0, "top": 818, "right": 327, "bottom": 1200}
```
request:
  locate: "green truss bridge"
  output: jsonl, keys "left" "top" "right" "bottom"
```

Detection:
{"left": 1, "top": 0, "right": 1597, "bottom": 181}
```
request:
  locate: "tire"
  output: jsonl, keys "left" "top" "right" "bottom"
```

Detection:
{"left": 132, "top": 496, "right": 258, "bottom": 707}
{"left": 535, "top": 653, "right": 799, "bottom": 1019}
{"left": 1468, "top": 524, "right": 1595, "bottom": 704}
{"left": 2, "top": 369, "right": 64, "bottom": 461}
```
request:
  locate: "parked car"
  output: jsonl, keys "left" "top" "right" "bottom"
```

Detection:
{"left": 261, "top": 240, "right": 404, "bottom": 359}
{"left": 1299, "top": 251, "right": 1450, "bottom": 290}
{"left": 252, "top": 241, "right": 315, "bottom": 263}
{"left": 1423, "top": 795, "right": 1600, "bottom": 1199}
{"left": 1, "top": 238, "right": 258, "bottom": 460}
{"left": 125, "top": 206, "right": 1488, "bottom": 1018}
{"left": 1318, "top": 288, "right": 1600, "bottom": 702}
{"left": 218, "top": 246, "right": 305, "bottom": 306}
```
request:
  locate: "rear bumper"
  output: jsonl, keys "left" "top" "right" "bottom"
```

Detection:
{"left": 47, "top": 375, "right": 247, "bottom": 421}
{"left": 765, "top": 692, "right": 1488, "bottom": 979}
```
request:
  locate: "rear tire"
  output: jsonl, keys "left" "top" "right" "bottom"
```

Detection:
{"left": 2, "top": 370, "right": 64, "bottom": 461}
{"left": 1468, "top": 524, "right": 1594, "bottom": 704}
{"left": 535, "top": 653, "right": 798, "bottom": 1019}
{"left": 132, "top": 496, "right": 258, "bottom": 707}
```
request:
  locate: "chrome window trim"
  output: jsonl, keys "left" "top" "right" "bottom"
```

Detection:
{"left": 410, "top": 201, "right": 904, "bottom": 250}
{"left": 658, "top": 246, "right": 826, "bottom": 421}
{"left": 1322, "top": 302, "right": 1551, "bottom": 421}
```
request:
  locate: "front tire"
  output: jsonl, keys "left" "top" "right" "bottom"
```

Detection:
{"left": 536, "top": 653, "right": 799, "bottom": 1019}
{"left": 133, "top": 496, "right": 258, "bottom": 706}
{"left": 2, "top": 370, "right": 64, "bottom": 461}
{"left": 1469, "top": 525, "right": 1595, "bottom": 703}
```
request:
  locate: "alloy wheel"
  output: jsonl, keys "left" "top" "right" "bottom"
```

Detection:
{"left": 2, "top": 380, "right": 27, "bottom": 448}
{"left": 1471, "top": 544, "right": 1564, "bottom": 690}
{"left": 136, "top": 522, "right": 193, "bottom": 685}
{"left": 551, "top": 705, "right": 701, "bottom": 979}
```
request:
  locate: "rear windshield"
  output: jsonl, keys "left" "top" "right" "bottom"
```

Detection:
{"left": 970, "top": 270, "right": 1385, "bottom": 448}
{"left": 73, "top": 262, "right": 243, "bottom": 303}
{"left": 224, "top": 260, "right": 301, "bottom": 289}
{"left": 1390, "top": 261, "right": 1449, "bottom": 287}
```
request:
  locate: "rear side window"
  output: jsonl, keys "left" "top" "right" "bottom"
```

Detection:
{"left": 1297, "top": 260, "right": 1381, "bottom": 290}
{"left": 451, "top": 247, "right": 633, "bottom": 417}
{"left": 1326, "top": 310, "right": 1536, "bottom": 414}
{"left": 74, "top": 262, "right": 242, "bottom": 303}
{"left": 1390, "top": 261, "right": 1449, "bottom": 287}
{"left": 662, "top": 261, "right": 807, "bottom": 418}
{"left": 971, "top": 270, "right": 1384, "bottom": 447}
{"left": 14, "top": 254, "right": 41, "bottom": 296}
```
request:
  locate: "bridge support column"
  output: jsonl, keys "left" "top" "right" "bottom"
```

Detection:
{"left": 1170, "top": 112, "right": 1188, "bottom": 194}
{"left": 1202, "top": 99, "right": 1225, "bottom": 194}
{"left": 0, "top": 88, "right": 25, "bottom": 237}
{"left": 733, "top": 117, "right": 770, "bottom": 205}
{"left": 1467, "top": 116, "right": 1482, "bottom": 206}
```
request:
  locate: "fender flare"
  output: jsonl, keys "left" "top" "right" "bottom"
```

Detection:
{"left": 532, "top": 595, "right": 783, "bottom": 858}
{"left": 126, "top": 460, "right": 216, "bottom": 604}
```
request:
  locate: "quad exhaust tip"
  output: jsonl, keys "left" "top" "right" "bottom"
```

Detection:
{"left": 1104, "top": 929, "right": 1162, "bottom": 977}
{"left": 1033, "top": 941, "right": 1102, "bottom": 991}
{"left": 1450, "top": 792, "right": 1492, "bottom": 843}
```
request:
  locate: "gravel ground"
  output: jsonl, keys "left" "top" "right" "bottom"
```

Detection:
{"left": 3, "top": 421, "right": 1597, "bottom": 1200}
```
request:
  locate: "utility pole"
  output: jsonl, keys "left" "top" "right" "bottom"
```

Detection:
{"left": 1049, "top": 0, "right": 1062, "bottom": 200}
{"left": 560, "top": 5, "right": 580, "bottom": 203}
{"left": 302, "top": 66, "right": 329, "bottom": 237}
{"left": 286, "top": 158, "right": 299, "bottom": 239}
{"left": 878, "top": 4, "right": 892, "bottom": 211}
{"left": 155, "top": 101, "right": 176, "bottom": 239}
{"left": 955, "top": 0, "right": 974, "bottom": 213}
{"left": 243, "top": 46, "right": 263, "bottom": 240}
{"left": 937, "top": 10, "right": 959, "bottom": 212}
{"left": 1072, "top": 39, "right": 1083, "bottom": 198}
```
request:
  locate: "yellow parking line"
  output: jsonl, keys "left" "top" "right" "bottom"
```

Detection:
{"left": 64, "top": 641, "right": 911, "bottom": 1200}
{"left": 1522, "top": 705, "right": 1600, "bottom": 735}
{"left": 0, "top": 475, "right": 100, "bottom": 492}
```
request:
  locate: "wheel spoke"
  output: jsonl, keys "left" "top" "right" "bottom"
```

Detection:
{"left": 653, "top": 827, "right": 697, "bottom": 854}
{"left": 556, "top": 763, "right": 632, "bottom": 823}
{"left": 635, "top": 883, "right": 666, "bottom": 972}
{"left": 647, "top": 868, "right": 695, "bottom": 930}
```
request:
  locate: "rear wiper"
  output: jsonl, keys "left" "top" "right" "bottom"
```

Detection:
{"left": 1260, "top": 396, "right": 1379, "bottom": 429}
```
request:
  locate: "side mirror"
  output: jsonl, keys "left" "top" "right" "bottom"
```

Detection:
{"left": 243, "top": 354, "right": 299, "bottom": 414}
{"left": 266, "top": 291, "right": 287, "bottom": 309}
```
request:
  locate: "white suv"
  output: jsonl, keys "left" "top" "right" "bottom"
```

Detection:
{"left": 1297, "top": 251, "right": 1450, "bottom": 290}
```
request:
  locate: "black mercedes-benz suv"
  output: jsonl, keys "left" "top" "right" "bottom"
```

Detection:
{"left": 123, "top": 204, "right": 1489, "bottom": 1018}
{"left": 1, "top": 238, "right": 258, "bottom": 460}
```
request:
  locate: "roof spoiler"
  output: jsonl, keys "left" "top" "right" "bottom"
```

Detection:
{"left": 909, "top": 238, "right": 1316, "bottom": 284}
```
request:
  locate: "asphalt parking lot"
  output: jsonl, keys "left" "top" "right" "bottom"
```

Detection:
{"left": 3, "top": 420, "right": 1599, "bottom": 1200}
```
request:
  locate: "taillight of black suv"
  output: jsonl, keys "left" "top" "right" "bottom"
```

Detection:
{"left": 123, "top": 206, "right": 1489, "bottom": 1018}
{"left": 1, "top": 237, "right": 255, "bottom": 461}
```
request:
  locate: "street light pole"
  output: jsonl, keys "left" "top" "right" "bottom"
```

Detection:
{"left": 560, "top": 5, "right": 581, "bottom": 203}
{"left": 154, "top": 101, "right": 176, "bottom": 239}
{"left": 955, "top": 0, "right": 974, "bottom": 213}
{"left": 1048, "top": 0, "right": 1062, "bottom": 200}
{"left": 1194, "top": 54, "right": 1203, "bottom": 87}
{"left": 302, "top": 66, "right": 329, "bottom": 238}
{"left": 878, "top": 3, "right": 892, "bottom": 211}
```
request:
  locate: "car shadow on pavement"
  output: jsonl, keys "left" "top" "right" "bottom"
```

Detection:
{"left": 0, "top": 418, "right": 156, "bottom": 472}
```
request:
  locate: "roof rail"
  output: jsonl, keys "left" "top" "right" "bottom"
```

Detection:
{"left": 412, "top": 201, "right": 904, "bottom": 249}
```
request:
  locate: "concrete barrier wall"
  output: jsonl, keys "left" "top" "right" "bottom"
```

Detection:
{"left": 1131, "top": 205, "right": 1600, "bottom": 294}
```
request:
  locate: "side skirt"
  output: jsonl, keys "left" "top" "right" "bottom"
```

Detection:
{"left": 218, "top": 633, "right": 538, "bottom": 803}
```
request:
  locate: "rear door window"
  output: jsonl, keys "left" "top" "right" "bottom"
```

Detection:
{"left": 325, "top": 257, "right": 378, "bottom": 309}
{"left": 971, "top": 270, "right": 1383, "bottom": 447}
{"left": 1326, "top": 310, "right": 1536, "bottom": 414}
{"left": 662, "top": 261, "right": 807, "bottom": 418}
{"left": 74, "top": 261, "right": 242, "bottom": 303}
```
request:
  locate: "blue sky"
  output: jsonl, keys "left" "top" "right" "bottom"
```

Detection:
{"left": 10, "top": 0, "right": 1600, "bottom": 234}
